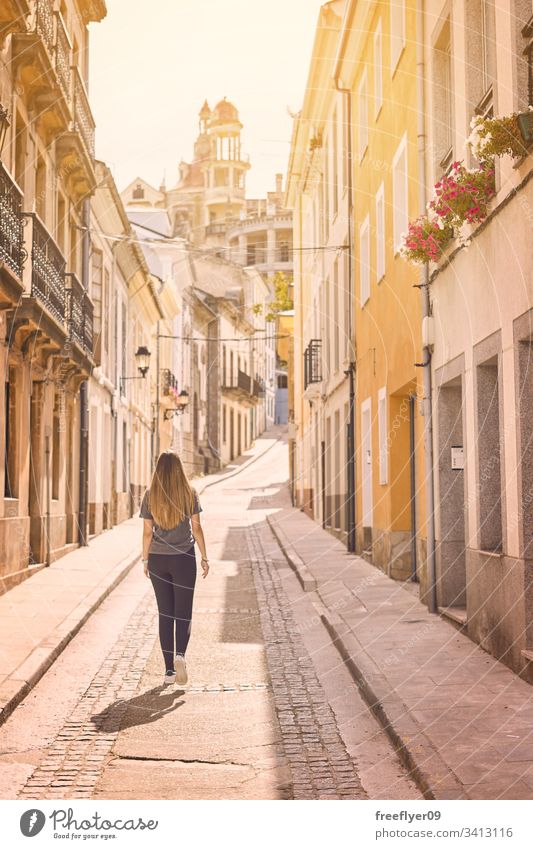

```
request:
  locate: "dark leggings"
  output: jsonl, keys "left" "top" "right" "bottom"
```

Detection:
{"left": 147, "top": 547, "right": 197, "bottom": 670}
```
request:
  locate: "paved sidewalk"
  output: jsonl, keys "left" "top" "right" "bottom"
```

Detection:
{"left": 0, "top": 430, "right": 282, "bottom": 727}
{"left": 267, "top": 490, "right": 533, "bottom": 800}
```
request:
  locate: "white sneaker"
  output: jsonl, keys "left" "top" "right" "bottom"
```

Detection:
{"left": 175, "top": 655, "right": 188, "bottom": 685}
{"left": 163, "top": 669, "right": 176, "bottom": 685}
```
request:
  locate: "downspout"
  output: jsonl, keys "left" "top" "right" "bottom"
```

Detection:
{"left": 44, "top": 428, "right": 51, "bottom": 565}
{"left": 78, "top": 198, "right": 90, "bottom": 546}
{"left": 416, "top": 0, "right": 437, "bottom": 612}
{"left": 154, "top": 319, "right": 160, "bottom": 462}
{"left": 333, "top": 4, "right": 356, "bottom": 553}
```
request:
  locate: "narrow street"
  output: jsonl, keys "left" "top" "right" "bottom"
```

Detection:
{"left": 0, "top": 428, "right": 419, "bottom": 801}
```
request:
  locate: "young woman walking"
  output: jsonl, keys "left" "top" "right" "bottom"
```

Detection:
{"left": 139, "top": 450, "right": 209, "bottom": 686}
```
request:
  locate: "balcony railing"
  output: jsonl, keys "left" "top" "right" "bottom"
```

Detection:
{"left": 26, "top": 213, "right": 66, "bottom": 324}
{"left": 54, "top": 11, "right": 72, "bottom": 101}
{"left": 0, "top": 162, "right": 24, "bottom": 280}
{"left": 304, "top": 339, "right": 322, "bottom": 389}
{"left": 72, "top": 67, "right": 95, "bottom": 158}
{"left": 222, "top": 368, "right": 253, "bottom": 393}
{"left": 251, "top": 377, "right": 264, "bottom": 398}
{"left": 83, "top": 291, "right": 93, "bottom": 354}
{"left": 65, "top": 272, "right": 94, "bottom": 355}
{"left": 36, "top": 0, "right": 54, "bottom": 55}
{"left": 65, "top": 272, "right": 84, "bottom": 348}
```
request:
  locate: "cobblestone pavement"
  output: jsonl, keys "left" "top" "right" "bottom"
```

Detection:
{"left": 247, "top": 525, "right": 367, "bottom": 800}
{"left": 18, "top": 588, "right": 157, "bottom": 799}
{"left": 10, "top": 428, "right": 416, "bottom": 800}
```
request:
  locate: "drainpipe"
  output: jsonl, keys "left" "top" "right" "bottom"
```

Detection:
{"left": 44, "top": 427, "right": 51, "bottom": 566}
{"left": 78, "top": 198, "right": 91, "bottom": 546}
{"left": 416, "top": 0, "right": 437, "bottom": 612}
{"left": 154, "top": 319, "right": 160, "bottom": 461}
{"left": 333, "top": 4, "right": 356, "bottom": 553}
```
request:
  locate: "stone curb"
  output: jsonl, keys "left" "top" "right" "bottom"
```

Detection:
{"left": 266, "top": 514, "right": 318, "bottom": 593}
{"left": 321, "top": 611, "right": 468, "bottom": 800}
{"left": 0, "top": 550, "right": 139, "bottom": 728}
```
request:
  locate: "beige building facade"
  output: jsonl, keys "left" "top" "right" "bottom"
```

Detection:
{"left": 423, "top": 0, "right": 533, "bottom": 679}
{"left": 286, "top": 2, "right": 354, "bottom": 544}
{"left": 0, "top": 0, "right": 106, "bottom": 589}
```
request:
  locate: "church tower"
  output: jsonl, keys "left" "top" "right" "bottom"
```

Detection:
{"left": 201, "top": 97, "right": 250, "bottom": 231}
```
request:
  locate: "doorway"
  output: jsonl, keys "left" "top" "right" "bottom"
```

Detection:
{"left": 361, "top": 398, "right": 373, "bottom": 549}
{"left": 436, "top": 376, "right": 466, "bottom": 609}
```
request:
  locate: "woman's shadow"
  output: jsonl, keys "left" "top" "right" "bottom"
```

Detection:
{"left": 90, "top": 684, "right": 186, "bottom": 733}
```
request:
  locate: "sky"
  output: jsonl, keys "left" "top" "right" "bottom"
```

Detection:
{"left": 89, "top": 0, "right": 325, "bottom": 198}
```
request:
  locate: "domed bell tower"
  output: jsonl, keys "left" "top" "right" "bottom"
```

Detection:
{"left": 201, "top": 97, "right": 250, "bottom": 233}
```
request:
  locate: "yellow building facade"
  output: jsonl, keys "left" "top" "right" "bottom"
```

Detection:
{"left": 288, "top": 0, "right": 429, "bottom": 586}
{"left": 341, "top": 0, "right": 427, "bottom": 581}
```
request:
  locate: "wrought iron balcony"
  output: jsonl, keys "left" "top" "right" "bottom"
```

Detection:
{"left": 54, "top": 10, "right": 72, "bottom": 102}
{"left": 24, "top": 213, "right": 66, "bottom": 325}
{"left": 35, "top": 0, "right": 54, "bottom": 55}
{"left": 221, "top": 368, "right": 262, "bottom": 404}
{"left": 237, "top": 368, "right": 251, "bottom": 393}
{"left": 304, "top": 339, "right": 322, "bottom": 389}
{"left": 251, "top": 377, "right": 265, "bottom": 398}
{"left": 65, "top": 272, "right": 84, "bottom": 348}
{"left": 65, "top": 272, "right": 94, "bottom": 356}
{"left": 83, "top": 290, "right": 93, "bottom": 354}
{"left": 0, "top": 162, "right": 24, "bottom": 281}
{"left": 72, "top": 66, "right": 95, "bottom": 158}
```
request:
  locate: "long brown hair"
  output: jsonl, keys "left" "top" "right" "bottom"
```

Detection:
{"left": 148, "top": 450, "right": 195, "bottom": 529}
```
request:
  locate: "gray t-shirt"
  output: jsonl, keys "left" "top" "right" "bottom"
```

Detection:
{"left": 139, "top": 489, "right": 202, "bottom": 555}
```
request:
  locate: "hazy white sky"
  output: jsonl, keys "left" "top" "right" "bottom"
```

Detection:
{"left": 89, "top": 0, "right": 324, "bottom": 197}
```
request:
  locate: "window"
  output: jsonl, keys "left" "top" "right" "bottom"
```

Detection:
{"left": 132, "top": 183, "right": 144, "bottom": 199}
{"left": 35, "top": 156, "right": 46, "bottom": 221}
{"left": 378, "top": 387, "right": 388, "bottom": 484}
{"left": 223, "top": 404, "right": 227, "bottom": 442}
{"left": 374, "top": 21, "right": 383, "bottom": 117}
{"left": 52, "top": 393, "right": 61, "bottom": 500}
{"left": 392, "top": 134, "right": 408, "bottom": 253}
{"left": 214, "top": 168, "right": 229, "bottom": 187}
{"left": 358, "top": 70, "right": 368, "bottom": 160}
{"left": 121, "top": 299, "right": 127, "bottom": 393}
{"left": 359, "top": 216, "right": 370, "bottom": 305}
{"left": 323, "top": 139, "right": 330, "bottom": 239}
{"left": 332, "top": 107, "right": 338, "bottom": 217}
{"left": 433, "top": 21, "right": 454, "bottom": 174}
{"left": 91, "top": 248, "right": 103, "bottom": 361}
{"left": 122, "top": 422, "right": 128, "bottom": 493}
{"left": 324, "top": 277, "right": 331, "bottom": 374}
{"left": 4, "top": 368, "right": 17, "bottom": 498}
{"left": 344, "top": 250, "right": 351, "bottom": 359}
{"left": 246, "top": 243, "right": 256, "bottom": 265}
{"left": 103, "top": 268, "right": 110, "bottom": 355}
{"left": 277, "top": 374, "right": 288, "bottom": 389}
{"left": 333, "top": 259, "right": 340, "bottom": 368}
{"left": 390, "top": 0, "right": 405, "bottom": 73}
{"left": 465, "top": 0, "right": 496, "bottom": 118}
{"left": 376, "top": 183, "right": 385, "bottom": 281}
{"left": 342, "top": 93, "right": 350, "bottom": 187}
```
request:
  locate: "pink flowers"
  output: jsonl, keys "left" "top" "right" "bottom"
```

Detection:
{"left": 400, "top": 217, "right": 453, "bottom": 265}
{"left": 400, "top": 160, "right": 495, "bottom": 265}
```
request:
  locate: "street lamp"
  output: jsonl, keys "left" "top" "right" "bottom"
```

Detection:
{"left": 120, "top": 345, "right": 151, "bottom": 394}
{"left": 0, "top": 105, "right": 10, "bottom": 154}
{"left": 163, "top": 389, "right": 190, "bottom": 420}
